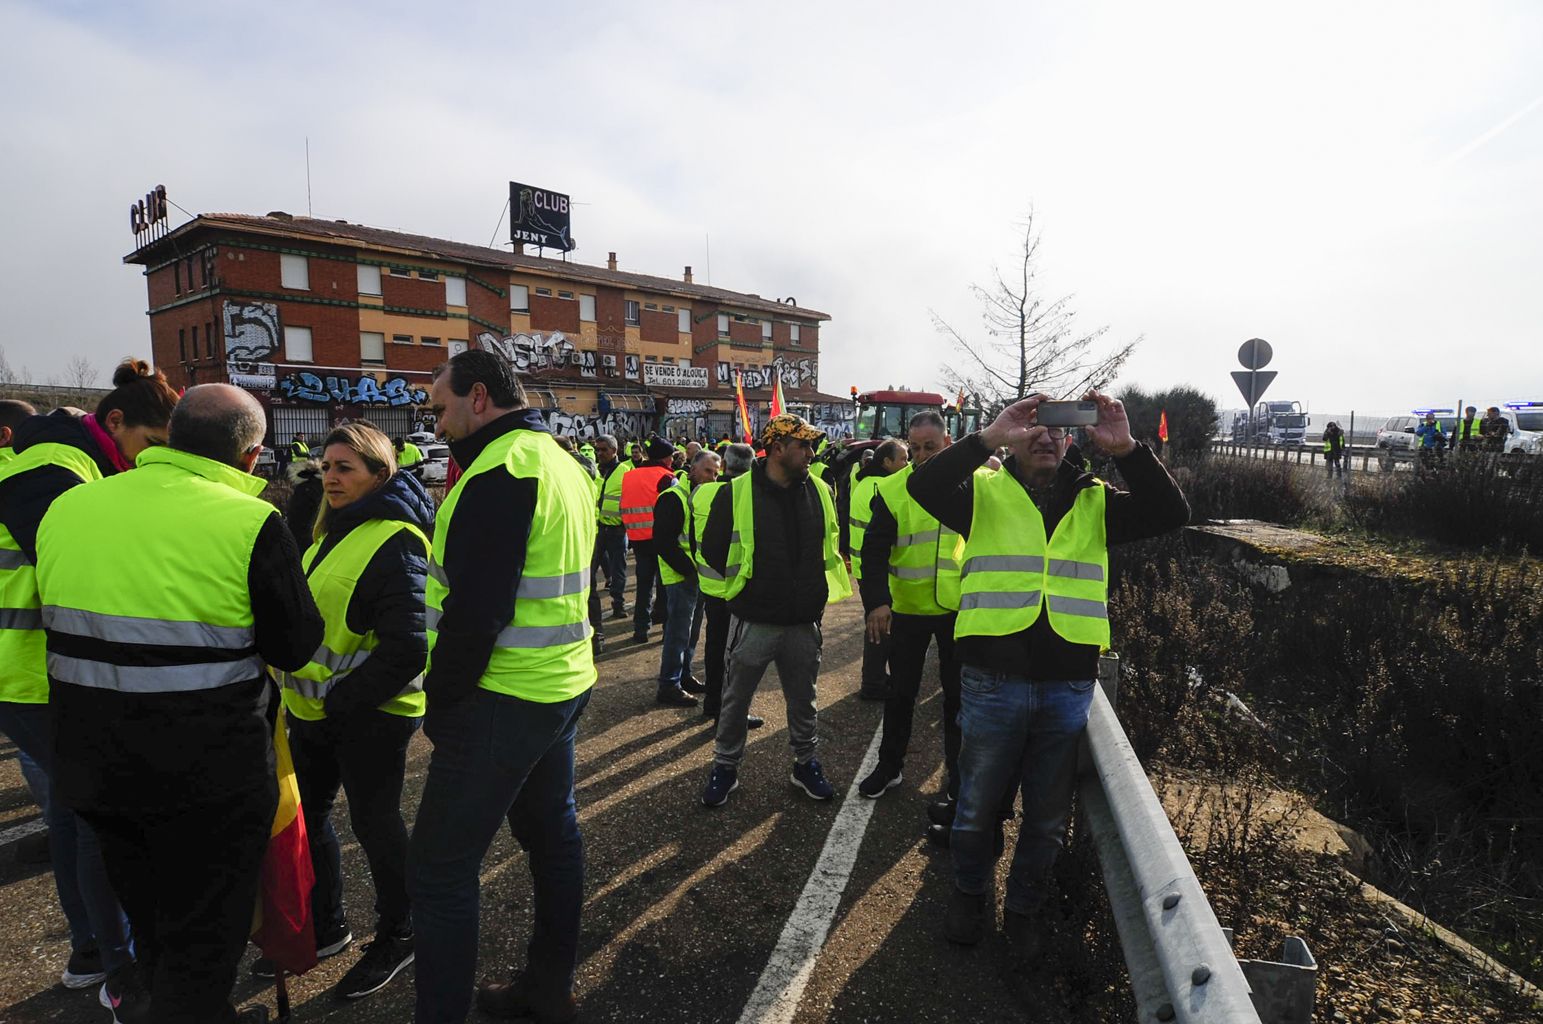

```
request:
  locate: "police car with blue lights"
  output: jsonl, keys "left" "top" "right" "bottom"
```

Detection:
{"left": 1499, "top": 401, "right": 1543, "bottom": 454}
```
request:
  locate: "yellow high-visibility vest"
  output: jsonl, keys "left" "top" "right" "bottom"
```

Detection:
{"left": 955, "top": 473, "right": 1110, "bottom": 648}
{"left": 874, "top": 463, "right": 963, "bottom": 616}
{"left": 278, "top": 518, "right": 430, "bottom": 720}
{"left": 0, "top": 442, "right": 103, "bottom": 703}
{"left": 426, "top": 430, "right": 596, "bottom": 703}
{"left": 35, "top": 447, "right": 273, "bottom": 693}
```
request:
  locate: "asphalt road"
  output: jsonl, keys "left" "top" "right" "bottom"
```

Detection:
{"left": 0, "top": 580, "right": 1072, "bottom": 1024}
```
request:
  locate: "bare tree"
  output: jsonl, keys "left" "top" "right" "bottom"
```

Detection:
{"left": 62, "top": 355, "right": 99, "bottom": 389}
{"left": 0, "top": 345, "right": 15, "bottom": 385}
{"left": 932, "top": 211, "right": 1138, "bottom": 411}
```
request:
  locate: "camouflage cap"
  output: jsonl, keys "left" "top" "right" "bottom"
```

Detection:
{"left": 760, "top": 414, "right": 826, "bottom": 449}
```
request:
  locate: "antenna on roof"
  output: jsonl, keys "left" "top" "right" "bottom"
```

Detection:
{"left": 305, "top": 137, "right": 313, "bottom": 218}
{"left": 488, "top": 194, "right": 511, "bottom": 249}
{"left": 705, "top": 233, "right": 712, "bottom": 286}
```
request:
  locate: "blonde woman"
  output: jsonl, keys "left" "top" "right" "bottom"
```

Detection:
{"left": 260, "top": 422, "right": 434, "bottom": 1001}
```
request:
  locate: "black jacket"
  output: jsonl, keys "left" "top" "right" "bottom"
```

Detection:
{"left": 908, "top": 433, "right": 1189, "bottom": 681}
{"left": 701, "top": 462, "right": 829, "bottom": 625}
{"left": 423, "top": 408, "right": 551, "bottom": 706}
{"left": 286, "top": 466, "right": 324, "bottom": 550}
{"left": 0, "top": 411, "right": 118, "bottom": 561}
{"left": 308, "top": 472, "right": 434, "bottom": 719}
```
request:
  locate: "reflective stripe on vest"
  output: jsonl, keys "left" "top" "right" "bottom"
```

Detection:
{"left": 620, "top": 465, "right": 673, "bottom": 541}
{"left": 656, "top": 482, "right": 694, "bottom": 586}
{"left": 426, "top": 429, "right": 597, "bottom": 703}
{"left": 34, "top": 447, "right": 273, "bottom": 694}
{"left": 0, "top": 441, "right": 105, "bottom": 704}
{"left": 692, "top": 481, "right": 726, "bottom": 598}
{"left": 722, "top": 469, "right": 852, "bottom": 604}
{"left": 278, "top": 518, "right": 430, "bottom": 721}
{"left": 875, "top": 464, "right": 963, "bottom": 616}
{"left": 846, "top": 472, "right": 884, "bottom": 582}
{"left": 955, "top": 474, "right": 1110, "bottom": 647}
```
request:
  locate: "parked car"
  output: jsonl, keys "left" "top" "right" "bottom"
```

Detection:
{"left": 418, "top": 442, "right": 450, "bottom": 485}
{"left": 1375, "top": 415, "right": 1419, "bottom": 451}
{"left": 1377, "top": 411, "right": 1458, "bottom": 451}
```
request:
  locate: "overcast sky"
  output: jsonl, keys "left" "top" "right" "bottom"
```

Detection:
{"left": 3, "top": 0, "right": 1540, "bottom": 417}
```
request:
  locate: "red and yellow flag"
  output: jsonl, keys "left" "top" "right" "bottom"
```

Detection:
{"left": 252, "top": 707, "right": 317, "bottom": 977}
{"left": 1158, "top": 410, "right": 1170, "bottom": 443}
{"left": 771, "top": 375, "right": 786, "bottom": 419}
{"left": 735, "top": 372, "right": 754, "bottom": 444}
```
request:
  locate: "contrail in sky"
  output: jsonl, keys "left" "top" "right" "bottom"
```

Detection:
{"left": 1439, "top": 92, "right": 1543, "bottom": 167}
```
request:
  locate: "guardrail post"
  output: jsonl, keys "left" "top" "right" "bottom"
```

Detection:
{"left": 1223, "top": 930, "right": 1319, "bottom": 1024}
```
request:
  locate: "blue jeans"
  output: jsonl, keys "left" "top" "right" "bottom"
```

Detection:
{"left": 658, "top": 579, "right": 704, "bottom": 691}
{"left": 950, "top": 671, "right": 1095, "bottom": 915}
{"left": 408, "top": 686, "right": 590, "bottom": 1023}
{"left": 596, "top": 525, "right": 628, "bottom": 612}
{"left": 0, "top": 700, "right": 134, "bottom": 971}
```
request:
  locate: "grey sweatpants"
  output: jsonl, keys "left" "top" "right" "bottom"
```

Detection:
{"left": 714, "top": 618, "right": 822, "bottom": 769}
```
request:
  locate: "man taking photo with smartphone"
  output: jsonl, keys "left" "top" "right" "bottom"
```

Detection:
{"left": 907, "top": 390, "right": 1189, "bottom": 953}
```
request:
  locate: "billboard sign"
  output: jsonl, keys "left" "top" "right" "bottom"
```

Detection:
{"left": 643, "top": 363, "right": 709, "bottom": 389}
{"left": 509, "top": 181, "right": 574, "bottom": 252}
{"left": 227, "top": 361, "right": 276, "bottom": 389}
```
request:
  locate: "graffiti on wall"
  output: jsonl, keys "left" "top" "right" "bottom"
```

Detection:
{"left": 808, "top": 401, "right": 855, "bottom": 441}
{"left": 277, "top": 372, "right": 428, "bottom": 407}
{"left": 223, "top": 301, "right": 280, "bottom": 361}
{"left": 715, "top": 355, "right": 819, "bottom": 391}
{"left": 624, "top": 355, "right": 640, "bottom": 380}
{"left": 666, "top": 397, "right": 709, "bottom": 415}
{"left": 546, "top": 409, "right": 648, "bottom": 440}
{"left": 476, "top": 330, "right": 577, "bottom": 372}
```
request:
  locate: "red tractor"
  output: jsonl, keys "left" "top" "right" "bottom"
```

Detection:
{"left": 849, "top": 387, "right": 983, "bottom": 442}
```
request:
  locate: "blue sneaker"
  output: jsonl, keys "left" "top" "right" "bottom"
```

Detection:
{"left": 701, "top": 765, "right": 739, "bottom": 807}
{"left": 791, "top": 759, "right": 835, "bottom": 801}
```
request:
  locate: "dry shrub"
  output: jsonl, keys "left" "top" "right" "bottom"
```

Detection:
{"left": 1343, "top": 455, "right": 1543, "bottom": 551}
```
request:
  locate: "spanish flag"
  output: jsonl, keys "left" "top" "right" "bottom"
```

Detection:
{"left": 771, "top": 376, "right": 787, "bottom": 419}
{"left": 1158, "top": 410, "right": 1170, "bottom": 444}
{"left": 735, "top": 372, "right": 755, "bottom": 444}
{"left": 252, "top": 707, "right": 317, "bottom": 977}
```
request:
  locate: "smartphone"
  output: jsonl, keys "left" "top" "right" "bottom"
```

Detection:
{"left": 1036, "top": 400, "right": 1100, "bottom": 428}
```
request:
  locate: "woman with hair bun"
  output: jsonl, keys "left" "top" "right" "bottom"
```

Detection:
{"left": 0, "top": 356, "right": 178, "bottom": 1016}
{"left": 262, "top": 420, "right": 434, "bottom": 1001}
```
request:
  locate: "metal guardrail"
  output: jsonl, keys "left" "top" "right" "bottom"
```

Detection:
{"left": 1082, "top": 654, "right": 1316, "bottom": 1023}
{"left": 1209, "top": 439, "right": 1416, "bottom": 471}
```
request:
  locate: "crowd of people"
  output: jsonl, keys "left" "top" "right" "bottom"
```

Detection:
{"left": 0, "top": 348, "right": 1189, "bottom": 1023}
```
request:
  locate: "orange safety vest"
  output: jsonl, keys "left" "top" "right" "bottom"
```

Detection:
{"left": 621, "top": 465, "right": 674, "bottom": 542}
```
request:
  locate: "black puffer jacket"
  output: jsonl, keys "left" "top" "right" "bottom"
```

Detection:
{"left": 701, "top": 460, "right": 829, "bottom": 625}
{"left": 308, "top": 472, "right": 435, "bottom": 718}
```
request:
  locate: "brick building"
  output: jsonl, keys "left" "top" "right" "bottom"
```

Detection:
{"left": 123, "top": 212, "right": 851, "bottom": 444}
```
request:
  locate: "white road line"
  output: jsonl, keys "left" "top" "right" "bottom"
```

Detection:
{"left": 0, "top": 817, "right": 47, "bottom": 851}
{"left": 737, "top": 723, "right": 885, "bottom": 1024}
